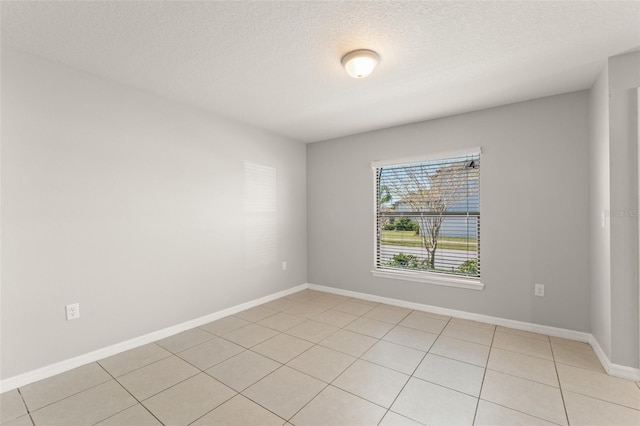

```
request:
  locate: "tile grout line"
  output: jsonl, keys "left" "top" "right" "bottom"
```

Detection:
{"left": 428, "top": 315, "right": 573, "bottom": 425}
{"left": 112, "top": 355, "right": 200, "bottom": 401}
{"left": 15, "top": 387, "right": 36, "bottom": 426}
{"left": 492, "top": 336, "right": 608, "bottom": 379}
{"left": 234, "top": 336, "right": 329, "bottom": 422}
{"left": 16, "top": 365, "right": 113, "bottom": 417}
{"left": 213, "top": 358, "right": 289, "bottom": 424}
{"left": 269, "top": 299, "right": 414, "bottom": 424}
{"left": 378, "top": 313, "right": 450, "bottom": 425}
{"left": 118, "top": 354, "right": 222, "bottom": 417}
{"left": 266, "top": 294, "right": 347, "bottom": 421}
{"left": 94, "top": 359, "right": 166, "bottom": 426}
{"left": 489, "top": 344, "right": 556, "bottom": 363}
{"left": 471, "top": 324, "right": 496, "bottom": 425}
{"left": 193, "top": 303, "right": 308, "bottom": 425}
{"left": 174, "top": 324, "right": 290, "bottom": 425}
{"left": 202, "top": 308, "right": 451, "bottom": 421}
{"left": 482, "top": 366, "right": 560, "bottom": 390}
{"left": 555, "top": 387, "right": 640, "bottom": 413}
{"left": 284, "top": 379, "right": 331, "bottom": 424}
{"left": 226, "top": 291, "right": 338, "bottom": 424}
{"left": 287, "top": 300, "right": 397, "bottom": 423}
{"left": 155, "top": 328, "right": 218, "bottom": 354}
{"left": 318, "top": 304, "right": 511, "bottom": 422}
{"left": 477, "top": 400, "right": 567, "bottom": 426}
{"left": 281, "top": 319, "right": 344, "bottom": 346}
{"left": 549, "top": 336, "right": 572, "bottom": 426}
{"left": 372, "top": 308, "right": 419, "bottom": 425}
{"left": 97, "top": 344, "right": 174, "bottom": 380}
{"left": 474, "top": 329, "right": 567, "bottom": 426}
{"left": 185, "top": 392, "right": 286, "bottom": 426}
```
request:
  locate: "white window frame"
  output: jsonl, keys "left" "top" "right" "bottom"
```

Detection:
{"left": 371, "top": 148, "right": 484, "bottom": 291}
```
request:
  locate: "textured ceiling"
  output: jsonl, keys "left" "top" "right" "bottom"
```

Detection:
{"left": 2, "top": 1, "right": 639, "bottom": 143}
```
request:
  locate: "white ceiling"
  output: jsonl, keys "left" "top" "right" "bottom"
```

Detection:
{"left": 2, "top": 1, "right": 639, "bottom": 143}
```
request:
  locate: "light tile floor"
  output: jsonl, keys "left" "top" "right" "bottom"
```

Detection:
{"left": 2, "top": 289, "right": 640, "bottom": 425}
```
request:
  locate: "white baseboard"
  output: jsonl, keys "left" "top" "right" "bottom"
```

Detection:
{"left": 307, "top": 283, "right": 591, "bottom": 342}
{"left": 0, "top": 284, "right": 307, "bottom": 393}
{"left": 590, "top": 336, "right": 640, "bottom": 381}
{"left": 307, "top": 283, "right": 640, "bottom": 380}
{"left": 3, "top": 282, "right": 638, "bottom": 393}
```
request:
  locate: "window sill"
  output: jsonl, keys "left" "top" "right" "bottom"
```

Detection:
{"left": 371, "top": 269, "right": 484, "bottom": 290}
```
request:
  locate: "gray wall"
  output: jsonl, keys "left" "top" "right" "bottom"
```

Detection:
{"left": 589, "top": 65, "right": 612, "bottom": 358}
{"left": 607, "top": 51, "right": 639, "bottom": 368}
{"left": 1, "top": 49, "right": 307, "bottom": 379}
{"left": 589, "top": 51, "right": 640, "bottom": 369}
{"left": 308, "top": 91, "right": 591, "bottom": 332}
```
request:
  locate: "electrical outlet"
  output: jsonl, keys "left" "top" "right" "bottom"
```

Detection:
{"left": 534, "top": 284, "right": 545, "bottom": 297}
{"left": 282, "top": 261, "right": 287, "bottom": 271}
{"left": 66, "top": 303, "right": 80, "bottom": 320}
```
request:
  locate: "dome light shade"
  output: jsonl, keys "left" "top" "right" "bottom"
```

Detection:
{"left": 341, "top": 49, "right": 379, "bottom": 78}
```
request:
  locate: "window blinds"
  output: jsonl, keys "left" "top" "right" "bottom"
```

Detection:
{"left": 375, "top": 151, "right": 480, "bottom": 279}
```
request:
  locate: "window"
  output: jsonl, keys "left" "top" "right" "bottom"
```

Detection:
{"left": 372, "top": 149, "right": 481, "bottom": 289}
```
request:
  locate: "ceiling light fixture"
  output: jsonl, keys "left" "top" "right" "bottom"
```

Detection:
{"left": 341, "top": 49, "right": 380, "bottom": 78}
